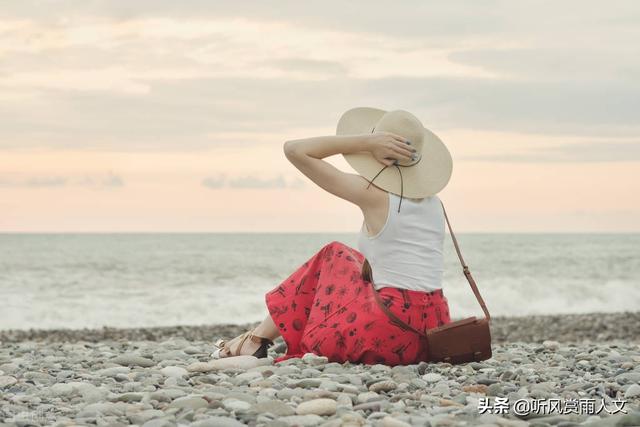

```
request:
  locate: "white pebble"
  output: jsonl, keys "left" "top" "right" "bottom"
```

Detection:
{"left": 296, "top": 398, "right": 337, "bottom": 416}
{"left": 223, "top": 398, "right": 252, "bottom": 412}
{"left": 0, "top": 376, "right": 17, "bottom": 388}
{"left": 279, "top": 414, "right": 324, "bottom": 426}
{"left": 301, "top": 352, "right": 328, "bottom": 366}
{"left": 381, "top": 416, "right": 412, "bottom": 427}
{"left": 160, "top": 366, "right": 188, "bottom": 378}
{"left": 50, "top": 383, "right": 74, "bottom": 397}
{"left": 169, "top": 396, "right": 208, "bottom": 410}
{"left": 422, "top": 373, "right": 442, "bottom": 383}
{"left": 357, "top": 391, "right": 380, "bottom": 403}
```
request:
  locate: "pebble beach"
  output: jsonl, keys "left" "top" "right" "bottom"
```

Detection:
{"left": 1, "top": 312, "right": 639, "bottom": 427}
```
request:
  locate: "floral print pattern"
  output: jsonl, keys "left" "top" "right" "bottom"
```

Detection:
{"left": 265, "top": 240, "right": 451, "bottom": 366}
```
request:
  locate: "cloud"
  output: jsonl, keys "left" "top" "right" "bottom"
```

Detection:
{"left": 2, "top": 75, "right": 640, "bottom": 153}
{"left": 0, "top": 175, "right": 68, "bottom": 188}
{"left": 7, "top": 1, "right": 638, "bottom": 41}
{"left": 0, "top": 172, "right": 125, "bottom": 188}
{"left": 0, "top": 1, "right": 638, "bottom": 154}
{"left": 447, "top": 47, "right": 640, "bottom": 84}
{"left": 0, "top": 1, "right": 507, "bottom": 39}
{"left": 24, "top": 176, "right": 68, "bottom": 187}
{"left": 202, "top": 173, "right": 305, "bottom": 189}
{"left": 228, "top": 175, "right": 287, "bottom": 189}
{"left": 262, "top": 57, "right": 349, "bottom": 78}
{"left": 201, "top": 175, "right": 226, "bottom": 189}
{"left": 460, "top": 141, "right": 640, "bottom": 162}
{"left": 77, "top": 172, "right": 125, "bottom": 187}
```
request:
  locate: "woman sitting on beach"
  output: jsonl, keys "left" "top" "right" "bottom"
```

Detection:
{"left": 212, "top": 107, "right": 454, "bottom": 366}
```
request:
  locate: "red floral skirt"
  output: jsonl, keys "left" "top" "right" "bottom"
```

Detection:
{"left": 265, "top": 240, "right": 451, "bottom": 366}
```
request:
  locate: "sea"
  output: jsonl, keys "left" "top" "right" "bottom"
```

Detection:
{"left": 1, "top": 233, "right": 638, "bottom": 330}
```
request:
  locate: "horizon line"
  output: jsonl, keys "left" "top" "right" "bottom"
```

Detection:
{"left": 1, "top": 231, "right": 639, "bottom": 235}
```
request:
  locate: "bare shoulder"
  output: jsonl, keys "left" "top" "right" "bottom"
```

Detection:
{"left": 355, "top": 176, "right": 390, "bottom": 217}
{"left": 327, "top": 172, "right": 389, "bottom": 211}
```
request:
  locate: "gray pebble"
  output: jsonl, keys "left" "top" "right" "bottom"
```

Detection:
{"left": 624, "top": 383, "right": 640, "bottom": 398}
{"left": 1, "top": 332, "right": 638, "bottom": 427}
{"left": 112, "top": 354, "right": 157, "bottom": 367}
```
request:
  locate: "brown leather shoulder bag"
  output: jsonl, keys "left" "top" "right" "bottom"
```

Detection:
{"left": 366, "top": 199, "right": 492, "bottom": 365}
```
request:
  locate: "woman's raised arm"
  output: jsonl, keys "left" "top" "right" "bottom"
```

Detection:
{"left": 283, "top": 133, "right": 414, "bottom": 208}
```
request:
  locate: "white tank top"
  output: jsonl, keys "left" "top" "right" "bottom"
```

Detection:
{"left": 357, "top": 192, "right": 445, "bottom": 292}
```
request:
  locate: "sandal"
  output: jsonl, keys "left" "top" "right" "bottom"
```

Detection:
{"left": 211, "top": 328, "right": 274, "bottom": 359}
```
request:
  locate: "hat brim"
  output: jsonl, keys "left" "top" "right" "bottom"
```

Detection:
{"left": 336, "top": 107, "right": 453, "bottom": 198}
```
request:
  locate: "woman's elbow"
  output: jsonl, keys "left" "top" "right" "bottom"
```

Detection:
{"left": 283, "top": 140, "right": 300, "bottom": 159}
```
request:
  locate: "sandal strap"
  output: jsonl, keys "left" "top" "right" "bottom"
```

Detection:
{"left": 233, "top": 331, "right": 254, "bottom": 357}
{"left": 249, "top": 333, "right": 273, "bottom": 345}
{"left": 221, "top": 329, "right": 275, "bottom": 357}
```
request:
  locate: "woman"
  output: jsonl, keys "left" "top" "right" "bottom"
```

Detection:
{"left": 212, "top": 107, "right": 454, "bottom": 366}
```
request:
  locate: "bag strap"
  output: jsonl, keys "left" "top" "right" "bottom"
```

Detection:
{"left": 370, "top": 199, "right": 491, "bottom": 333}
{"left": 439, "top": 200, "right": 491, "bottom": 321}
{"left": 371, "top": 283, "right": 429, "bottom": 337}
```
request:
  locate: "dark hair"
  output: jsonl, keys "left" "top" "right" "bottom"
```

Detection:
{"left": 361, "top": 258, "right": 373, "bottom": 283}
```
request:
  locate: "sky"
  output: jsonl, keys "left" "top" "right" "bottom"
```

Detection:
{"left": 1, "top": 0, "right": 639, "bottom": 232}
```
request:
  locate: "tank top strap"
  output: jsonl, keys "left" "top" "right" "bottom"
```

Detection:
{"left": 388, "top": 192, "right": 401, "bottom": 215}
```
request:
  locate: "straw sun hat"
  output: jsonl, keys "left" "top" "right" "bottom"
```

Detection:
{"left": 336, "top": 107, "right": 453, "bottom": 204}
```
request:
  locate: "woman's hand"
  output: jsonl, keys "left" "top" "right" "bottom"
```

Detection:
{"left": 366, "top": 131, "right": 417, "bottom": 166}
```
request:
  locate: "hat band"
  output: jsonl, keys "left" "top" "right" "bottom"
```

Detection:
{"left": 366, "top": 163, "right": 405, "bottom": 213}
